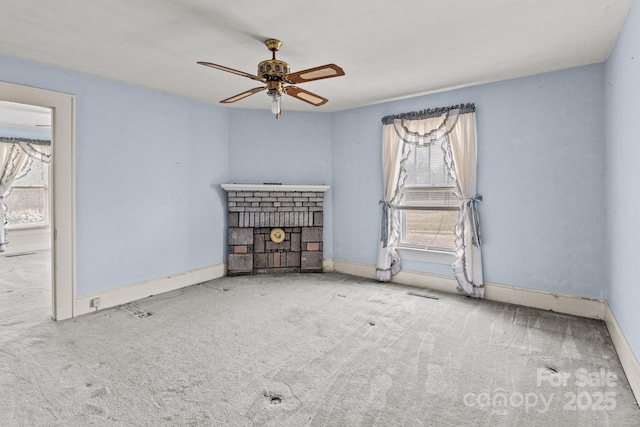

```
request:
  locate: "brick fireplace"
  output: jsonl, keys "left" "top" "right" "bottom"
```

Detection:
{"left": 221, "top": 184, "right": 329, "bottom": 276}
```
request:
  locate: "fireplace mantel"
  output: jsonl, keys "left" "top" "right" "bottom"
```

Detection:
{"left": 221, "top": 183, "right": 329, "bottom": 193}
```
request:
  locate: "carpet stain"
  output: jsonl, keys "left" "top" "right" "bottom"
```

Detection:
{"left": 119, "top": 303, "right": 152, "bottom": 319}
{"left": 266, "top": 395, "right": 282, "bottom": 406}
{"left": 407, "top": 291, "right": 439, "bottom": 300}
{"left": 246, "top": 379, "right": 301, "bottom": 424}
{"left": 82, "top": 403, "right": 105, "bottom": 417}
{"left": 90, "top": 386, "right": 110, "bottom": 398}
{"left": 0, "top": 321, "right": 25, "bottom": 326}
{"left": 366, "top": 295, "right": 391, "bottom": 304}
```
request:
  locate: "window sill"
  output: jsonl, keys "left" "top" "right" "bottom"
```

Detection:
{"left": 396, "top": 246, "right": 456, "bottom": 265}
{"left": 5, "top": 224, "right": 50, "bottom": 231}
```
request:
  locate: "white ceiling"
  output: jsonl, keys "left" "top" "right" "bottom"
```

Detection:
{"left": 0, "top": 0, "right": 633, "bottom": 113}
{"left": 0, "top": 101, "right": 51, "bottom": 128}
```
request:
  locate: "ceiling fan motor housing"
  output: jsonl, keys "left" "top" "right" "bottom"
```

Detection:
{"left": 258, "top": 59, "right": 289, "bottom": 81}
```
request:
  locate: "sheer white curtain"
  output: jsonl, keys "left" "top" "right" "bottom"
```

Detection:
{"left": 376, "top": 124, "right": 405, "bottom": 281}
{"left": 0, "top": 143, "right": 30, "bottom": 252}
{"left": 376, "top": 105, "right": 483, "bottom": 297}
{"left": 449, "top": 113, "right": 483, "bottom": 298}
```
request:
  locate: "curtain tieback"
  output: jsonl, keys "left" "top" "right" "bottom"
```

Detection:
{"left": 463, "top": 194, "right": 482, "bottom": 247}
{"left": 379, "top": 200, "right": 393, "bottom": 248}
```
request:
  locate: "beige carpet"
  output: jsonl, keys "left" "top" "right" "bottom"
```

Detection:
{"left": 1, "top": 254, "right": 639, "bottom": 425}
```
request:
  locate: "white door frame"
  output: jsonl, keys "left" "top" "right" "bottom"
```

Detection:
{"left": 0, "top": 81, "right": 76, "bottom": 320}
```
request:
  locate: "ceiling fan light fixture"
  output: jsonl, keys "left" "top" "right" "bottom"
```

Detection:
{"left": 270, "top": 93, "right": 281, "bottom": 115}
{"left": 267, "top": 81, "right": 283, "bottom": 116}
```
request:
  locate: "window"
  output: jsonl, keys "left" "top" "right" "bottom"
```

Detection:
{"left": 4, "top": 157, "right": 49, "bottom": 229}
{"left": 398, "top": 140, "right": 459, "bottom": 252}
{"left": 377, "top": 105, "right": 481, "bottom": 293}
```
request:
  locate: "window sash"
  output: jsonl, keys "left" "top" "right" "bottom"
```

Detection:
{"left": 398, "top": 186, "right": 459, "bottom": 251}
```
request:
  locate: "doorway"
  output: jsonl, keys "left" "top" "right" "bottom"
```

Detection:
{"left": 0, "top": 81, "right": 75, "bottom": 320}
{"left": 0, "top": 101, "right": 52, "bottom": 329}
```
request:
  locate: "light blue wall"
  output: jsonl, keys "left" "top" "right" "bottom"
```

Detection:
{"left": 605, "top": 0, "right": 640, "bottom": 363}
{"left": 331, "top": 104, "right": 386, "bottom": 268}
{"left": 0, "top": 54, "right": 229, "bottom": 295}
{"left": 332, "top": 64, "right": 607, "bottom": 299}
{"left": 0, "top": 52, "right": 612, "bottom": 303}
{"left": 227, "top": 109, "right": 334, "bottom": 259}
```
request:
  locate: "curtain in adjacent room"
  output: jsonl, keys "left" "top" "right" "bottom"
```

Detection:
{"left": 0, "top": 137, "right": 51, "bottom": 252}
{"left": 376, "top": 104, "right": 484, "bottom": 298}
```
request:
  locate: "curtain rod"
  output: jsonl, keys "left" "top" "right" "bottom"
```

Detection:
{"left": 381, "top": 103, "right": 475, "bottom": 125}
{"left": 0, "top": 136, "right": 51, "bottom": 146}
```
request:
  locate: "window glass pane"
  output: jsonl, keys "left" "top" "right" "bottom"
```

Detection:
{"left": 5, "top": 157, "right": 49, "bottom": 228}
{"left": 399, "top": 138, "right": 459, "bottom": 252}
{"left": 404, "top": 142, "right": 455, "bottom": 187}
{"left": 4, "top": 187, "right": 47, "bottom": 226}
{"left": 402, "top": 210, "right": 457, "bottom": 249}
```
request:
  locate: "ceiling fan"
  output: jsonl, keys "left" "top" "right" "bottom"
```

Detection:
{"left": 197, "top": 39, "right": 345, "bottom": 118}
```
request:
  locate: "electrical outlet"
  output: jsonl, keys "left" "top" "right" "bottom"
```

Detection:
{"left": 90, "top": 297, "right": 101, "bottom": 308}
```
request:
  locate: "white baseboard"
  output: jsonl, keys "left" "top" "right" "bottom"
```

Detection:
{"left": 396, "top": 270, "right": 604, "bottom": 320}
{"left": 393, "top": 269, "right": 459, "bottom": 294}
{"left": 332, "top": 259, "right": 606, "bottom": 319}
{"left": 332, "top": 259, "right": 377, "bottom": 279}
{"left": 332, "top": 259, "right": 460, "bottom": 294}
{"left": 604, "top": 302, "right": 640, "bottom": 402}
{"left": 75, "top": 263, "right": 227, "bottom": 316}
{"left": 322, "top": 258, "right": 335, "bottom": 272}
{"left": 484, "top": 281, "right": 605, "bottom": 320}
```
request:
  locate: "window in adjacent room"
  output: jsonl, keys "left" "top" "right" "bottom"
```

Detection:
{"left": 4, "top": 157, "right": 49, "bottom": 229}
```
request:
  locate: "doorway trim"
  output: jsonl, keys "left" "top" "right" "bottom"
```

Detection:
{"left": 0, "top": 81, "right": 76, "bottom": 320}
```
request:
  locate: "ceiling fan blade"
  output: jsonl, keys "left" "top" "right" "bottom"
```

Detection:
{"left": 221, "top": 87, "right": 266, "bottom": 103}
{"left": 197, "top": 61, "right": 265, "bottom": 82}
{"left": 286, "top": 64, "right": 345, "bottom": 84}
{"left": 285, "top": 86, "right": 328, "bottom": 106}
